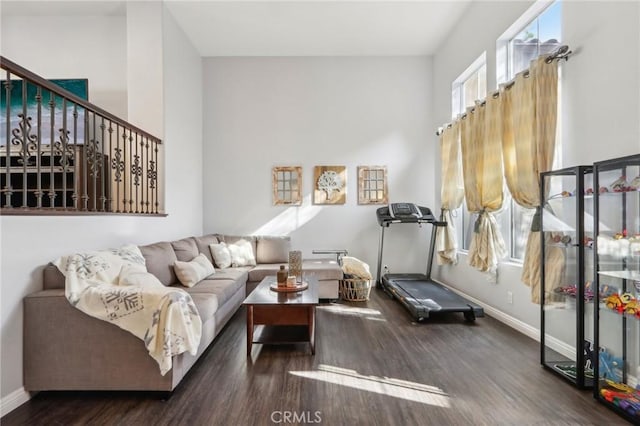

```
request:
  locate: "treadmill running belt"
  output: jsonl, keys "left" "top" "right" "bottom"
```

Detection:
{"left": 392, "top": 280, "right": 468, "bottom": 311}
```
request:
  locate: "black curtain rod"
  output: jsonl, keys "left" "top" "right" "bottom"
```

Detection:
{"left": 436, "top": 45, "right": 572, "bottom": 136}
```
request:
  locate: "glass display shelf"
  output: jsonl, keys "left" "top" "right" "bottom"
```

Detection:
{"left": 540, "top": 165, "right": 594, "bottom": 389}
{"left": 593, "top": 153, "right": 640, "bottom": 424}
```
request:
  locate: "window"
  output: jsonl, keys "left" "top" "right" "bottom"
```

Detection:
{"left": 451, "top": 53, "right": 487, "bottom": 250}
{"left": 498, "top": 0, "right": 562, "bottom": 260}
{"left": 508, "top": 1, "right": 562, "bottom": 78}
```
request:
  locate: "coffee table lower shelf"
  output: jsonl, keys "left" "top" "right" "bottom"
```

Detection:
{"left": 252, "top": 325, "right": 311, "bottom": 346}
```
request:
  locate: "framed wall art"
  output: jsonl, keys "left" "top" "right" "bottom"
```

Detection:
{"left": 313, "top": 165, "right": 346, "bottom": 205}
{"left": 358, "top": 166, "right": 388, "bottom": 205}
{"left": 272, "top": 166, "right": 302, "bottom": 205}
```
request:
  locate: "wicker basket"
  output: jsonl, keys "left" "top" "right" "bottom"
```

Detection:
{"left": 339, "top": 278, "right": 372, "bottom": 301}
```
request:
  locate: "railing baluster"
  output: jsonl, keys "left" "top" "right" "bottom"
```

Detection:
{"left": 36, "top": 86, "right": 42, "bottom": 208}
{"left": 154, "top": 140, "right": 159, "bottom": 214}
{"left": 82, "top": 110, "right": 88, "bottom": 211}
{"left": 92, "top": 113, "right": 97, "bottom": 212}
{"left": 114, "top": 123, "right": 121, "bottom": 213}
{"left": 144, "top": 136, "right": 149, "bottom": 213}
{"left": 99, "top": 117, "right": 105, "bottom": 212}
{"left": 134, "top": 132, "right": 138, "bottom": 213}
{"left": 48, "top": 91, "right": 55, "bottom": 208}
{"left": 123, "top": 128, "right": 127, "bottom": 212}
{"left": 128, "top": 130, "right": 133, "bottom": 213}
{"left": 107, "top": 120, "right": 113, "bottom": 212}
{"left": 20, "top": 79, "right": 27, "bottom": 208}
{"left": 3, "top": 73, "right": 12, "bottom": 208}
{"left": 72, "top": 104, "right": 78, "bottom": 209}
{"left": 61, "top": 98, "right": 67, "bottom": 209}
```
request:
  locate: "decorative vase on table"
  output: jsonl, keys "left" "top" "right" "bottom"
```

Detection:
{"left": 288, "top": 250, "right": 302, "bottom": 283}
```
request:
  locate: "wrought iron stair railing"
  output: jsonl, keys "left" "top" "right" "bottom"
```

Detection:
{"left": 1, "top": 56, "right": 163, "bottom": 215}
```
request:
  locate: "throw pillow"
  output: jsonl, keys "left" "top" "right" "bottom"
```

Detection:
{"left": 173, "top": 253, "right": 215, "bottom": 287}
{"left": 256, "top": 236, "right": 291, "bottom": 264}
{"left": 227, "top": 239, "right": 257, "bottom": 267}
{"left": 209, "top": 242, "right": 232, "bottom": 269}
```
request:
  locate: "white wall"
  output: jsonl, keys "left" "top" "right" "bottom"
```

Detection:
{"left": 202, "top": 57, "right": 434, "bottom": 274}
{"left": 560, "top": 1, "right": 640, "bottom": 165}
{"left": 431, "top": 1, "right": 640, "bottom": 333}
{"left": 1, "top": 15, "right": 128, "bottom": 118}
{"left": 127, "top": 2, "right": 164, "bottom": 139}
{"left": 0, "top": 6, "right": 203, "bottom": 412}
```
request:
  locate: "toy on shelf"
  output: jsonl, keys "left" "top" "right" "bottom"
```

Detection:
{"left": 599, "top": 351, "right": 624, "bottom": 382}
{"left": 600, "top": 380, "right": 640, "bottom": 418}
{"left": 554, "top": 282, "right": 594, "bottom": 301}
{"left": 604, "top": 292, "right": 640, "bottom": 318}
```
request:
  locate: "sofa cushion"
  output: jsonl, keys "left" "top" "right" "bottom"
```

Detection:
{"left": 185, "top": 278, "right": 245, "bottom": 307}
{"left": 193, "top": 234, "right": 219, "bottom": 264}
{"left": 138, "top": 241, "right": 178, "bottom": 286}
{"left": 174, "top": 254, "right": 215, "bottom": 288}
{"left": 218, "top": 235, "right": 257, "bottom": 259}
{"left": 171, "top": 237, "right": 199, "bottom": 262}
{"left": 188, "top": 292, "right": 219, "bottom": 321}
{"left": 247, "top": 264, "right": 282, "bottom": 283}
{"left": 209, "top": 242, "right": 232, "bottom": 269}
{"left": 256, "top": 236, "right": 291, "bottom": 264}
{"left": 202, "top": 267, "right": 250, "bottom": 282}
{"left": 227, "top": 239, "right": 256, "bottom": 267}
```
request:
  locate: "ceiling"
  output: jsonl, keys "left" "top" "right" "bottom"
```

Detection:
{"left": 2, "top": 1, "right": 473, "bottom": 57}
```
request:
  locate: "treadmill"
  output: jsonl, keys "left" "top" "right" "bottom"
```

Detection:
{"left": 376, "top": 203, "right": 484, "bottom": 322}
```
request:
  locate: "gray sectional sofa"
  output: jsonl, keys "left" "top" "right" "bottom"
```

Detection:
{"left": 23, "top": 234, "right": 342, "bottom": 392}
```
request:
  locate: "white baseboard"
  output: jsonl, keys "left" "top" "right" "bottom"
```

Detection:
{"left": 432, "top": 279, "right": 542, "bottom": 341}
{"left": 434, "top": 281, "right": 589, "bottom": 365}
{"left": 1, "top": 387, "right": 31, "bottom": 417}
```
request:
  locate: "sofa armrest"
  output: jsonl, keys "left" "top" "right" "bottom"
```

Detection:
{"left": 24, "top": 290, "right": 176, "bottom": 391}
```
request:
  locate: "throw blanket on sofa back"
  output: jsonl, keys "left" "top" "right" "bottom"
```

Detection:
{"left": 54, "top": 245, "right": 202, "bottom": 375}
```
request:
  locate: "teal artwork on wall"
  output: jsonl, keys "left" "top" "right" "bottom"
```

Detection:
{"left": 1, "top": 78, "right": 88, "bottom": 147}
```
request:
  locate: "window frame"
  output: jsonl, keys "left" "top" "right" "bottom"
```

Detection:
{"left": 450, "top": 53, "right": 487, "bottom": 251}
{"left": 497, "top": 0, "right": 561, "bottom": 261}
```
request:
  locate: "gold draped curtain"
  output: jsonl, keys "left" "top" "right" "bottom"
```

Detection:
{"left": 460, "top": 94, "right": 507, "bottom": 275}
{"left": 502, "top": 56, "right": 562, "bottom": 303}
{"left": 436, "top": 122, "right": 464, "bottom": 265}
{"left": 439, "top": 54, "right": 562, "bottom": 299}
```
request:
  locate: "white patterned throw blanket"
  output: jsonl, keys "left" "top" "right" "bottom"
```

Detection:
{"left": 54, "top": 245, "right": 202, "bottom": 375}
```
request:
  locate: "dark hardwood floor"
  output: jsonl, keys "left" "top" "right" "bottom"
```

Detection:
{"left": 2, "top": 288, "right": 627, "bottom": 426}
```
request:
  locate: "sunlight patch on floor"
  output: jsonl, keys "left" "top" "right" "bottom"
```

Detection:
{"left": 318, "top": 304, "right": 385, "bottom": 321}
{"left": 289, "top": 364, "right": 450, "bottom": 407}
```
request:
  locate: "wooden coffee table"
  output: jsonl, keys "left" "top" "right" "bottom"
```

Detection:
{"left": 243, "top": 275, "right": 319, "bottom": 356}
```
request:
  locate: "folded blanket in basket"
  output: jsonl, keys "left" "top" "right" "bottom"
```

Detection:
{"left": 53, "top": 245, "right": 202, "bottom": 375}
{"left": 341, "top": 256, "right": 372, "bottom": 280}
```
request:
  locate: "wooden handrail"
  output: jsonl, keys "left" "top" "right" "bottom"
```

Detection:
{"left": 1, "top": 55, "right": 162, "bottom": 144}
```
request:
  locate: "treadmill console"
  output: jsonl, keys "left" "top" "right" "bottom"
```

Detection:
{"left": 390, "top": 203, "right": 422, "bottom": 219}
{"left": 376, "top": 203, "right": 435, "bottom": 226}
